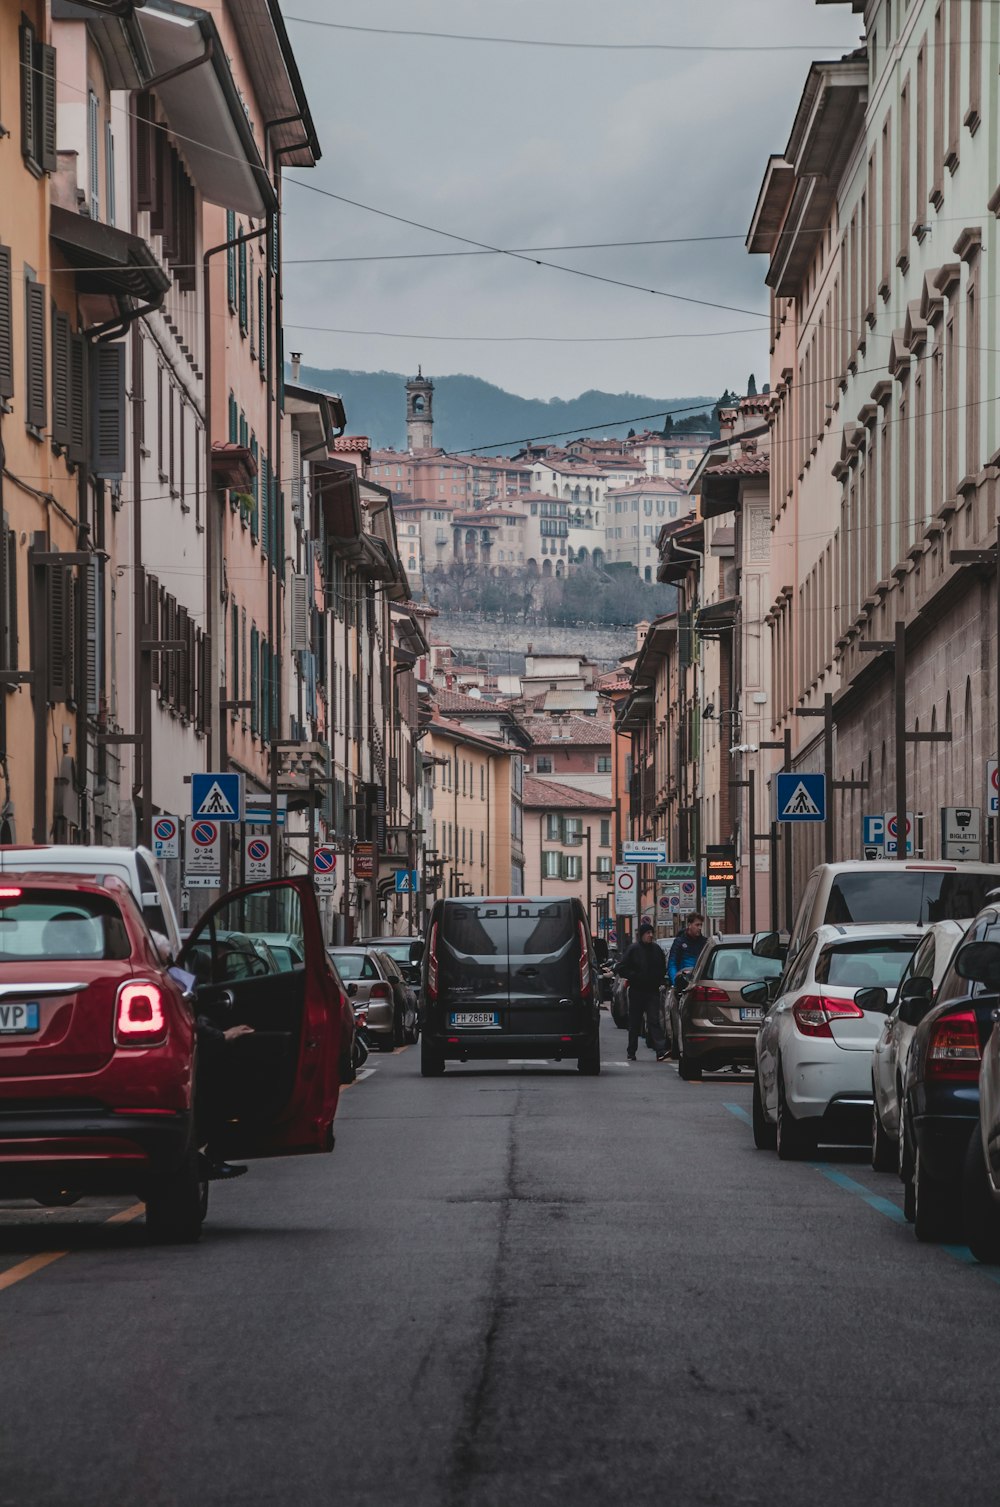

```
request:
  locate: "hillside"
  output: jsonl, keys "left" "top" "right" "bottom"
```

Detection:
{"left": 294, "top": 366, "right": 717, "bottom": 453}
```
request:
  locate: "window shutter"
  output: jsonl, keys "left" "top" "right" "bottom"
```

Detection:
{"left": 0, "top": 515, "right": 17, "bottom": 674}
{"left": 226, "top": 210, "right": 236, "bottom": 308}
{"left": 67, "top": 334, "right": 87, "bottom": 465}
{"left": 291, "top": 574, "right": 309, "bottom": 652}
{"left": 24, "top": 280, "right": 46, "bottom": 430}
{"left": 40, "top": 44, "right": 57, "bottom": 174}
{"left": 50, "top": 309, "right": 70, "bottom": 447}
{"left": 87, "top": 91, "right": 99, "bottom": 216}
{"left": 249, "top": 436, "right": 258, "bottom": 538}
{"left": 177, "top": 605, "right": 191, "bottom": 717}
{"left": 105, "top": 120, "right": 116, "bottom": 226}
{"left": 0, "top": 245, "right": 13, "bottom": 400}
{"left": 238, "top": 238, "right": 247, "bottom": 333}
{"left": 250, "top": 626, "right": 259, "bottom": 734}
{"left": 260, "top": 637, "right": 269, "bottom": 738}
{"left": 84, "top": 558, "right": 102, "bottom": 717}
{"left": 20, "top": 24, "right": 36, "bottom": 165}
{"left": 306, "top": 651, "right": 316, "bottom": 718}
{"left": 135, "top": 93, "right": 153, "bottom": 210}
{"left": 257, "top": 274, "right": 265, "bottom": 375}
{"left": 290, "top": 428, "right": 302, "bottom": 515}
{"left": 260, "top": 452, "right": 269, "bottom": 557}
{"left": 197, "top": 629, "right": 210, "bottom": 734}
{"left": 45, "top": 564, "right": 74, "bottom": 703}
{"left": 276, "top": 486, "right": 285, "bottom": 581}
{"left": 90, "top": 342, "right": 126, "bottom": 477}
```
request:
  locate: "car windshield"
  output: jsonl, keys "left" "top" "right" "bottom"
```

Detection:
{"left": 815, "top": 939, "right": 918, "bottom": 988}
{"left": 702, "top": 946, "right": 782, "bottom": 981}
{"left": 374, "top": 942, "right": 416, "bottom": 966}
{"left": 825, "top": 871, "right": 998, "bottom": 927}
{"left": 0, "top": 891, "right": 131, "bottom": 961}
{"left": 330, "top": 952, "right": 377, "bottom": 980}
{"left": 266, "top": 944, "right": 301, "bottom": 971}
{"left": 445, "top": 901, "right": 575, "bottom": 956}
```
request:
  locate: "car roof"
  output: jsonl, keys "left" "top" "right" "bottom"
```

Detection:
{"left": 0, "top": 871, "right": 131, "bottom": 898}
{"left": 812, "top": 922, "right": 926, "bottom": 943}
{"left": 361, "top": 935, "right": 421, "bottom": 943}
{"left": 810, "top": 861, "right": 1000, "bottom": 875}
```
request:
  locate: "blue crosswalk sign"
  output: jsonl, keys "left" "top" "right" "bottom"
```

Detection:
{"left": 776, "top": 772, "right": 826, "bottom": 823}
{"left": 191, "top": 772, "right": 242, "bottom": 823}
{"left": 394, "top": 869, "right": 420, "bottom": 893}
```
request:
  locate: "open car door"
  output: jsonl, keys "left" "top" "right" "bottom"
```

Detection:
{"left": 178, "top": 878, "right": 344, "bottom": 1160}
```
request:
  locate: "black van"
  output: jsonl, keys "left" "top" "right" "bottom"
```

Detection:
{"left": 420, "top": 896, "right": 604, "bottom": 1076}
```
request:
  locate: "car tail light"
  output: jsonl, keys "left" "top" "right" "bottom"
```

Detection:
{"left": 927, "top": 1009, "right": 981, "bottom": 1083}
{"left": 427, "top": 922, "right": 439, "bottom": 1001}
{"left": 792, "top": 994, "right": 863, "bottom": 1038}
{"left": 115, "top": 980, "right": 167, "bottom": 1045}
{"left": 578, "top": 921, "right": 591, "bottom": 998}
{"left": 687, "top": 985, "right": 730, "bottom": 1006}
{"left": 353, "top": 1005, "right": 368, "bottom": 1027}
{"left": 0, "top": 888, "right": 22, "bottom": 900}
{"left": 369, "top": 983, "right": 392, "bottom": 1003}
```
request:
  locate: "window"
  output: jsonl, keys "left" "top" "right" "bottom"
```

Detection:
{"left": 19, "top": 20, "right": 56, "bottom": 177}
{"left": 545, "top": 814, "right": 560, "bottom": 840}
{"left": 105, "top": 119, "right": 116, "bottom": 227}
{"left": 563, "top": 817, "right": 583, "bottom": 847}
{"left": 0, "top": 511, "right": 18, "bottom": 676}
{"left": 535, "top": 755, "right": 552, "bottom": 774}
{"left": 600, "top": 818, "right": 611, "bottom": 846}
{"left": 257, "top": 273, "right": 266, "bottom": 376}
{"left": 238, "top": 236, "right": 248, "bottom": 334}
{"left": 542, "top": 851, "right": 561, "bottom": 879}
{"left": 24, "top": 275, "right": 46, "bottom": 432}
{"left": 561, "top": 855, "right": 582, "bottom": 882}
{"left": 134, "top": 112, "right": 197, "bottom": 291}
{"left": 596, "top": 856, "right": 612, "bottom": 877}
{"left": 87, "top": 91, "right": 100, "bottom": 220}
{"left": 226, "top": 210, "right": 236, "bottom": 309}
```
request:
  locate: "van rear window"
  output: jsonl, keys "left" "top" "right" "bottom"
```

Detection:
{"left": 445, "top": 901, "right": 576, "bottom": 957}
{"left": 825, "top": 871, "right": 998, "bottom": 928}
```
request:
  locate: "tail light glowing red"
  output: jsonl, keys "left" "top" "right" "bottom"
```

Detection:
{"left": 578, "top": 921, "right": 591, "bottom": 998}
{"left": 115, "top": 981, "right": 167, "bottom": 1045}
{"left": 427, "top": 922, "right": 439, "bottom": 1001}
{"left": 792, "top": 994, "right": 863, "bottom": 1038}
{"left": 687, "top": 985, "right": 730, "bottom": 1006}
{"left": 0, "top": 888, "right": 22, "bottom": 899}
{"left": 927, "top": 1009, "right": 981, "bottom": 1083}
{"left": 369, "top": 983, "right": 392, "bottom": 1002}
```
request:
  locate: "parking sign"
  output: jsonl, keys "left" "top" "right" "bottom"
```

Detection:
{"left": 152, "top": 815, "right": 179, "bottom": 861}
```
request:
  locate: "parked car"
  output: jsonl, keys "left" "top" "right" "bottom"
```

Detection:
{"left": 251, "top": 931, "right": 306, "bottom": 972}
{"left": 0, "top": 873, "right": 350, "bottom": 1241}
{"left": 420, "top": 895, "right": 604, "bottom": 1075}
{"left": 785, "top": 861, "right": 1000, "bottom": 963}
{"left": 328, "top": 946, "right": 417, "bottom": 1051}
{"left": 669, "top": 934, "right": 784, "bottom": 1081}
{"left": 870, "top": 919, "right": 968, "bottom": 1171}
{"left": 748, "top": 923, "right": 922, "bottom": 1158}
{"left": 958, "top": 931, "right": 1000, "bottom": 1262}
{"left": 360, "top": 935, "right": 423, "bottom": 990}
{"left": 0, "top": 844, "right": 182, "bottom": 957}
{"left": 898, "top": 905, "right": 1000, "bottom": 1241}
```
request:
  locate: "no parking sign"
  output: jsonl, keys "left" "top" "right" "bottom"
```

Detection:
{"left": 614, "top": 865, "right": 637, "bottom": 918}
{"left": 185, "top": 818, "right": 220, "bottom": 888}
{"left": 245, "top": 835, "right": 271, "bottom": 881}
{"left": 152, "top": 815, "right": 179, "bottom": 861}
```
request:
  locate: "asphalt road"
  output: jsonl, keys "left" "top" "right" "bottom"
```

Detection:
{"left": 3, "top": 1014, "right": 1000, "bottom": 1507}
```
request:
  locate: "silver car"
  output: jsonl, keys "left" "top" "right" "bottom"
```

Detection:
{"left": 327, "top": 947, "right": 418, "bottom": 1052}
{"left": 870, "top": 919, "right": 968, "bottom": 1171}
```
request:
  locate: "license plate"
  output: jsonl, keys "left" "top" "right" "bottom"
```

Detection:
{"left": 739, "top": 1007, "right": 764, "bottom": 1023}
{"left": 449, "top": 1011, "right": 499, "bottom": 1028}
{"left": 0, "top": 1002, "right": 40, "bottom": 1034}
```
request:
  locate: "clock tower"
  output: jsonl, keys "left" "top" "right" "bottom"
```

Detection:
{"left": 406, "top": 368, "right": 434, "bottom": 451}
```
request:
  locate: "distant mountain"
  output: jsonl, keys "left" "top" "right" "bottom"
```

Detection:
{"left": 293, "top": 366, "right": 718, "bottom": 454}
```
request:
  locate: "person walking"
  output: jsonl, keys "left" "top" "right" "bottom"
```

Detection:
{"left": 619, "top": 920, "right": 668, "bottom": 1062}
{"left": 667, "top": 913, "right": 706, "bottom": 985}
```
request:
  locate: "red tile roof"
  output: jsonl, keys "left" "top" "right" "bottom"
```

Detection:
{"left": 333, "top": 435, "right": 371, "bottom": 453}
{"left": 435, "top": 688, "right": 502, "bottom": 713}
{"left": 522, "top": 776, "right": 612, "bottom": 811}
{"left": 705, "top": 453, "right": 770, "bottom": 477}
{"left": 520, "top": 715, "right": 612, "bottom": 747}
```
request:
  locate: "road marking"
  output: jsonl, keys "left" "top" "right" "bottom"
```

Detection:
{"left": 723, "top": 1102, "right": 1000, "bottom": 1285}
{"left": 356, "top": 1067, "right": 376, "bottom": 1082}
{"left": 0, "top": 1202, "right": 144, "bottom": 1294}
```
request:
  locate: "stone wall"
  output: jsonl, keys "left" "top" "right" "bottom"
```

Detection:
{"left": 431, "top": 613, "right": 634, "bottom": 671}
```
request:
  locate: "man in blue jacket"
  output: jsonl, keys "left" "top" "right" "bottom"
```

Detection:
{"left": 667, "top": 913, "right": 706, "bottom": 984}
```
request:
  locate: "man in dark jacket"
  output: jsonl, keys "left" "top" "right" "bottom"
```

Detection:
{"left": 667, "top": 913, "right": 706, "bottom": 984}
{"left": 619, "top": 920, "right": 669, "bottom": 1062}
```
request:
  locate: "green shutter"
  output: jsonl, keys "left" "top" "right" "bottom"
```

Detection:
{"left": 249, "top": 436, "right": 258, "bottom": 539}
{"left": 226, "top": 211, "right": 236, "bottom": 310}
{"left": 238, "top": 237, "right": 247, "bottom": 333}
{"left": 260, "top": 453, "right": 269, "bottom": 558}
{"left": 250, "top": 625, "right": 259, "bottom": 734}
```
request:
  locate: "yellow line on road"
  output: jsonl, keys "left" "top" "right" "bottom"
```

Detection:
{"left": 0, "top": 1202, "right": 145, "bottom": 1293}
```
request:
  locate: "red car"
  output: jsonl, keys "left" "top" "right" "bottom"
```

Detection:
{"left": 0, "top": 873, "right": 352, "bottom": 1242}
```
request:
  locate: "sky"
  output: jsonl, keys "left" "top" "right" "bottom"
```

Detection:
{"left": 279, "top": 2, "right": 864, "bottom": 404}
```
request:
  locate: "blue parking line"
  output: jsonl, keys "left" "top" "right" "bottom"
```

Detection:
{"left": 723, "top": 1101, "right": 1000, "bottom": 1284}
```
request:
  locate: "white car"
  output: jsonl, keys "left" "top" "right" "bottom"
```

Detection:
{"left": 870, "top": 919, "right": 968, "bottom": 1172}
{"left": 749, "top": 923, "right": 923, "bottom": 1160}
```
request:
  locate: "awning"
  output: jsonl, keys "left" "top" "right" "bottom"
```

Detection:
{"left": 285, "top": 382, "right": 347, "bottom": 452}
{"left": 135, "top": 0, "right": 277, "bottom": 218}
{"left": 50, "top": 205, "right": 170, "bottom": 305}
{"left": 696, "top": 597, "right": 738, "bottom": 635}
{"left": 615, "top": 688, "right": 653, "bottom": 734}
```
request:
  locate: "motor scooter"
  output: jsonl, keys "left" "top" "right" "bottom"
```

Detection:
{"left": 352, "top": 1003, "right": 371, "bottom": 1071}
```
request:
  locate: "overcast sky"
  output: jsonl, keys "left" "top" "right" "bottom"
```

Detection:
{"left": 279, "top": 2, "right": 863, "bottom": 404}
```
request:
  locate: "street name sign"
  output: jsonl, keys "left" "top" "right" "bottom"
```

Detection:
{"left": 622, "top": 839, "right": 667, "bottom": 865}
{"left": 191, "top": 772, "right": 243, "bottom": 823}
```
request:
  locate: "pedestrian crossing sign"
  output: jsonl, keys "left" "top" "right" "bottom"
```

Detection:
{"left": 191, "top": 772, "right": 243, "bottom": 823}
{"left": 395, "top": 869, "right": 420, "bottom": 893}
{"left": 776, "top": 772, "right": 826, "bottom": 823}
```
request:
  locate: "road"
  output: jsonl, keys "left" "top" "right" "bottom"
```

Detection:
{"left": 2, "top": 1013, "right": 1000, "bottom": 1507}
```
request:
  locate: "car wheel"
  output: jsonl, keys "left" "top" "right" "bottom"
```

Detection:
{"left": 34, "top": 1189, "right": 82, "bottom": 1207}
{"left": 391, "top": 1009, "right": 406, "bottom": 1049}
{"left": 678, "top": 1052, "right": 702, "bottom": 1082}
{"left": 963, "top": 1131, "right": 1000, "bottom": 1263}
{"left": 669, "top": 1015, "right": 679, "bottom": 1061}
{"left": 144, "top": 1149, "right": 205, "bottom": 1244}
{"left": 420, "top": 1035, "right": 445, "bottom": 1077}
{"left": 914, "top": 1148, "right": 962, "bottom": 1243}
{"left": 776, "top": 1067, "right": 815, "bottom": 1161}
{"left": 903, "top": 1171, "right": 915, "bottom": 1223}
{"left": 871, "top": 1081, "right": 896, "bottom": 1173}
{"left": 752, "top": 1067, "right": 777, "bottom": 1150}
{"left": 577, "top": 1034, "right": 601, "bottom": 1076}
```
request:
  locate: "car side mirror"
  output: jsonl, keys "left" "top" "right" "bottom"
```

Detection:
{"left": 954, "top": 941, "right": 1000, "bottom": 990}
{"left": 593, "top": 937, "right": 609, "bottom": 965}
{"left": 675, "top": 971, "right": 691, "bottom": 992}
{"left": 898, "top": 975, "right": 933, "bottom": 1003}
{"left": 751, "top": 931, "right": 787, "bottom": 962}
{"left": 855, "top": 986, "right": 889, "bottom": 1014}
{"left": 741, "top": 979, "right": 770, "bottom": 1007}
{"left": 347, "top": 981, "right": 358, "bottom": 998}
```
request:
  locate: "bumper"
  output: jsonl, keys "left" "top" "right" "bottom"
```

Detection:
{"left": 681, "top": 1025, "right": 758, "bottom": 1069}
{"left": 0, "top": 1107, "right": 193, "bottom": 1196}
{"left": 429, "top": 1031, "right": 596, "bottom": 1062}
{"left": 784, "top": 1046, "right": 874, "bottom": 1123}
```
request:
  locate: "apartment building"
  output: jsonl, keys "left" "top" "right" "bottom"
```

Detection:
{"left": 604, "top": 477, "right": 690, "bottom": 577}
{"left": 521, "top": 776, "right": 613, "bottom": 929}
{"left": 419, "top": 717, "right": 523, "bottom": 897}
